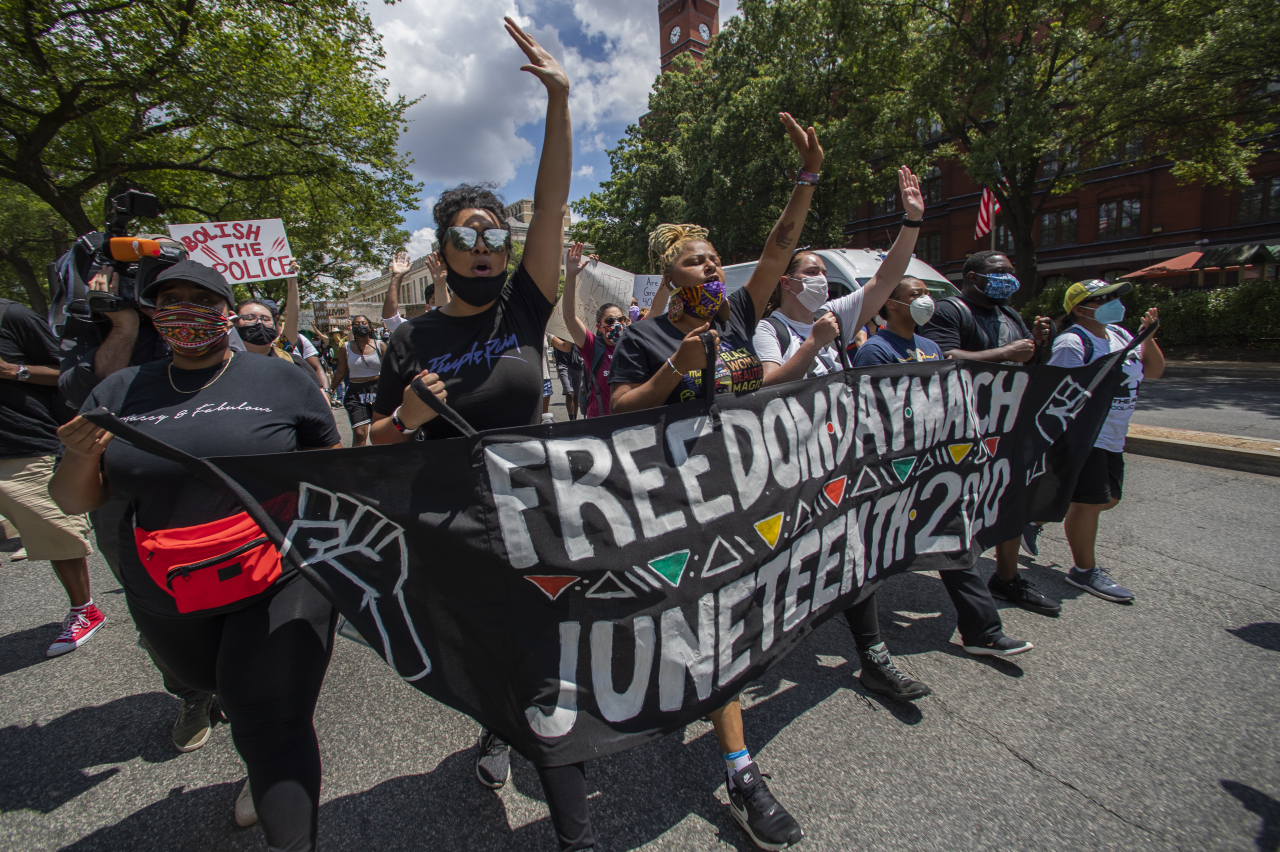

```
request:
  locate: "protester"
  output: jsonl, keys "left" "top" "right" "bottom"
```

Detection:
{"left": 49, "top": 260, "right": 342, "bottom": 849}
{"left": 547, "top": 335, "right": 583, "bottom": 420}
{"left": 609, "top": 111, "right": 824, "bottom": 851}
{"left": 278, "top": 267, "right": 329, "bottom": 389}
{"left": 331, "top": 314, "right": 385, "bottom": 447}
{"left": 0, "top": 296, "right": 102, "bottom": 657}
{"left": 849, "top": 276, "right": 1034, "bottom": 674}
{"left": 58, "top": 257, "right": 218, "bottom": 751}
{"left": 367, "top": 19, "right": 594, "bottom": 852}
{"left": 559, "top": 242, "right": 626, "bottom": 419}
{"left": 629, "top": 297, "right": 641, "bottom": 323}
{"left": 918, "top": 251, "right": 1063, "bottom": 617}
{"left": 1033, "top": 280, "right": 1163, "bottom": 602}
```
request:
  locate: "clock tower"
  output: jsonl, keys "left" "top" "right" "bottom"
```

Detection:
{"left": 659, "top": 0, "right": 719, "bottom": 73}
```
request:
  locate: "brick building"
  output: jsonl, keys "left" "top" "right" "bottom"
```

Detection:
{"left": 659, "top": 0, "right": 719, "bottom": 72}
{"left": 843, "top": 134, "right": 1280, "bottom": 291}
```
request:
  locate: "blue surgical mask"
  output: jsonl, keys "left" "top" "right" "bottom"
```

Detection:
{"left": 978, "top": 272, "right": 1020, "bottom": 301}
{"left": 1092, "top": 299, "right": 1126, "bottom": 325}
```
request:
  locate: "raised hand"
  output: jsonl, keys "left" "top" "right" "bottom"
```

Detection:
{"left": 425, "top": 252, "right": 444, "bottom": 281}
{"left": 390, "top": 250, "right": 411, "bottom": 277}
{"left": 505, "top": 16, "right": 569, "bottom": 95}
{"left": 1140, "top": 306, "right": 1159, "bottom": 333}
{"left": 899, "top": 166, "right": 924, "bottom": 220}
{"left": 780, "top": 112, "right": 823, "bottom": 173}
{"left": 565, "top": 241, "right": 589, "bottom": 277}
{"left": 286, "top": 257, "right": 300, "bottom": 279}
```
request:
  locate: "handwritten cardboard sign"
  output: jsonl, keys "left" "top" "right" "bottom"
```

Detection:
{"left": 633, "top": 274, "right": 664, "bottom": 309}
{"left": 546, "top": 259, "right": 636, "bottom": 342}
{"left": 168, "top": 219, "right": 293, "bottom": 284}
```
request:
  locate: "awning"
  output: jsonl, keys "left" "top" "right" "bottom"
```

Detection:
{"left": 1122, "top": 251, "right": 1203, "bottom": 280}
{"left": 1195, "top": 244, "right": 1279, "bottom": 269}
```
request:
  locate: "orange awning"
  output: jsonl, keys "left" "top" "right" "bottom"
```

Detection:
{"left": 1122, "top": 252, "right": 1203, "bottom": 280}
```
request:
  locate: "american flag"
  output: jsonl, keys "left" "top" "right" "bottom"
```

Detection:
{"left": 974, "top": 186, "right": 1001, "bottom": 240}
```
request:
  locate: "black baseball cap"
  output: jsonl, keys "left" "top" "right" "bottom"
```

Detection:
{"left": 143, "top": 260, "right": 234, "bottom": 307}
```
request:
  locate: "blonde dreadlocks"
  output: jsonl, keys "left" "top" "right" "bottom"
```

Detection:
{"left": 648, "top": 223, "right": 710, "bottom": 275}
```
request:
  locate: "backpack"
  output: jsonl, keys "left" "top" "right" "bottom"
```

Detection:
{"left": 763, "top": 313, "right": 846, "bottom": 374}
{"left": 942, "top": 296, "right": 1046, "bottom": 364}
{"left": 1060, "top": 325, "right": 1097, "bottom": 364}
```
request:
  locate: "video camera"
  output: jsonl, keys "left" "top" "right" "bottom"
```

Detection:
{"left": 48, "top": 189, "right": 188, "bottom": 330}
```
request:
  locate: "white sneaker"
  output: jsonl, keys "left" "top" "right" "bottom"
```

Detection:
{"left": 234, "top": 779, "right": 258, "bottom": 827}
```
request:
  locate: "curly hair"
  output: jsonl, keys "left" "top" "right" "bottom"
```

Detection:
{"left": 648, "top": 223, "right": 711, "bottom": 274}
{"left": 962, "top": 249, "right": 1008, "bottom": 278}
{"left": 433, "top": 183, "right": 507, "bottom": 250}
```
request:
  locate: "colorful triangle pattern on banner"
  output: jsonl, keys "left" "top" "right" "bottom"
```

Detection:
{"left": 754, "top": 512, "right": 784, "bottom": 549}
{"left": 850, "top": 465, "right": 882, "bottom": 497}
{"left": 525, "top": 575, "right": 578, "bottom": 601}
{"left": 948, "top": 443, "right": 973, "bottom": 464}
{"left": 984, "top": 436, "right": 1000, "bottom": 456}
{"left": 647, "top": 550, "right": 691, "bottom": 587}
{"left": 823, "top": 476, "right": 847, "bottom": 507}
{"left": 702, "top": 536, "right": 744, "bottom": 578}
{"left": 585, "top": 571, "right": 635, "bottom": 600}
{"left": 890, "top": 456, "right": 917, "bottom": 483}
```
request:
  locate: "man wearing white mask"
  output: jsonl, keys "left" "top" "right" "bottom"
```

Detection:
{"left": 851, "top": 276, "right": 944, "bottom": 366}
{"left": 755, "top": 166, "right": 927, "bottom": 384}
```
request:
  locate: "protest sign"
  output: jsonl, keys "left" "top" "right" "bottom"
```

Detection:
{"left": 168, "top": 219, "right": 293, "bottom": 284}
{"left": 547, "top": 259, "right": 635, "bottom": 340}
{"left": 84, "top": 340, "right": 1136, "bottom": 769}
{"left": 633, "top": 275, "right": 664, "bottom": 309}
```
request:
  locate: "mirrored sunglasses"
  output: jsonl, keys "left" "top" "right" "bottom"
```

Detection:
{"left": 601, "top": 316, "right": 629, "bottom": 328}
{"left": 447, "top": 226, "right": 511, "bottom": 252}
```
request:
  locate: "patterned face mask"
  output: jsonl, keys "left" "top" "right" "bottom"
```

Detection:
{"left": 669, "top": 279, "right": 725, "bottom": 323}
{"left": 152, "top": 302, "right": 233, "bottom": 356}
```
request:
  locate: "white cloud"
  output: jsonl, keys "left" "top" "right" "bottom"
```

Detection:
{"left": 405, "top": 226, "right": 438, "bottom": 258}
{"left": 370, "top": 0, "right": 658, "bottom": 190}
{"left": 720, "top": 0, "right": 740, "bottom": 20}
{"left": 574, "top": 164, "right": 595, "bottom": 178}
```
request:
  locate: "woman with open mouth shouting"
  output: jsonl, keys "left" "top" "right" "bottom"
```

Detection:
{"left": 606, "top": 112, "right": 825, "bottom": 852}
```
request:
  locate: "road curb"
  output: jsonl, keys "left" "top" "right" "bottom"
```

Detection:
{"left": 1126, "top": 434, "right": 1280, "bottom": 477}
{"left": 1162, "top": 362, "right": 1280, "bottom": 379}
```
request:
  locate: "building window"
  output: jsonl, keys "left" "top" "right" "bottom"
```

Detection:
{"left": 923, "top": 167, "right": 943, "bottom": 205}
{"left": 1101, "top": 268, "right": 1129, "bottom": 283}
{"left": 871, "top": 193, "right": 897, "bottom": 217}
{"left": 1038, "top": 208, "right": 1078, "bottom": 247}
{"left": 918, "top": 233, "right": 942, "bottom": 265}
{"left": 1239, "top": 176, "right": 1280, "bottom": 223}
{"left": 993, "top": 219, "right": 1016, "bottom": 253}
{"left": 1103, "top": 136, "right": 1144, "bottom": 164}
{"left": 1098, "top": 197, "right": 1141, "bottom": 238}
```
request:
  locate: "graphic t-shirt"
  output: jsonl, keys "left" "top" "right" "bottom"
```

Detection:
{"left": 610, "top": 287, "right": 764, "bottom": 405}
{"left": 852, "top": 328, "right": 945, "bottom": 367}
{"left": 920, "top": 296, "right": 1031, "bottom": 365}
{"left": 82, "top": 352, "right": 340, "bottom": 617}
{"left": 1048, "top": 324, "right": 1142, "bottom": 452}
{"left": 578, "top": 329, "right": 616, "bottom": 418}
{"left": 0, "top": 300, "right": 63, "bottom": 458}
{"left": 373, "top": 263, "right": 555, "bottom": 439}
{"left": 751, "top": 288, "right": 867, "bottom": 377}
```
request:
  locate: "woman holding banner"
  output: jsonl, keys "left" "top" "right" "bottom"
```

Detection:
{"left": 367, "top": 18, "right": 597, "bottom": 852}
{"left": 559, "top": 242, "right": 628, "bottom": 418}
{"left": 607, "top": 112, "right": 825, "bottom": 852}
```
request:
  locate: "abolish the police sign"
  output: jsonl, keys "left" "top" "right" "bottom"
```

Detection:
{"left": 168, "top": 219, "right": 294, "bottom": 284}
{"left": 85, "top": 347, "right": 1135, "bottom": 768}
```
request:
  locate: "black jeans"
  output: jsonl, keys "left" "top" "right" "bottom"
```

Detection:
{"left": 537, "top": 762, "right": 594, "bottom": 851}
{"left": 128, "top": 573, "right": 337, "bottom": 852}
{"left": 844, "top": 565, "right": 1003, "bottom": 650}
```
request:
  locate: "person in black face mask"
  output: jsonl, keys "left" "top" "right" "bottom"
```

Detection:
{"left": 331, "top": 315, "right": 385, "bottom": 448}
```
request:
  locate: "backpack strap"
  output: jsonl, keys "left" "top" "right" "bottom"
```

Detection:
{"left": 1063, "top": 325, "right": 1096, "bottom": 364}
{"left": 582, "top": 339, "right": 609, "bottom": 416}
{"left": 943, "top": 296, "right": 983, "bottom": 349}
{"left": 764, "top": 315, "right": 792, "bottom": 353}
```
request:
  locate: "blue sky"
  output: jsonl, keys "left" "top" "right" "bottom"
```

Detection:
{"left": 368, "top": 0, "right": 739, "bottom": 256}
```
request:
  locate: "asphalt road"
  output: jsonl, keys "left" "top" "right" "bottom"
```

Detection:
{"left": 2, "top": 446, "right": 1277, "bottom": 851}
{"left": 1135, "top": 375, "right": 1280, "bottom": 442}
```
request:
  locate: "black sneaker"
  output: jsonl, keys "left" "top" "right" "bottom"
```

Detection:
{"left": 1021, "top": 522, "right": 1043, "bottom": 557}
{"left": 963, "top": 635, "right": 1034, "bottom": 657}
{"left": 727, "top": 762, "right": 804, "bottom": 850}
{"left": 475, "top": 728, "right": 510, "bottom": 789}
{"left": 988, "top": 573, "right": 1062, "bottom": 616}
{"left": 858, "top": 647, "right": 931, "bottom": 702}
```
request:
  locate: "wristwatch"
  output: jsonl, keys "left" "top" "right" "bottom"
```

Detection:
{"left": 391, "top": 406, "right": 417, "bottom": 434}
{"left": 15, "top": 364, "right": 30, "bottom": 382}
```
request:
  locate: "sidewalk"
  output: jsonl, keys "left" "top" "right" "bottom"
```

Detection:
{"left": 1127, "top": 424, "right": 1280, "bottom": 476}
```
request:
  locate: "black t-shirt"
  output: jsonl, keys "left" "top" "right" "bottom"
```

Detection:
{"left": 373, "top": 263, "right": 555, "bottom": 439}
{"left": 919, "top": 295, "right": 1031, "bottom": 356}
{"left": 83, "top": 352, "right": 340, "bottom": 617}
{"left": 609, "top": 287, "right": 765, "bottom": 406}
{"left": 0, "top": 300, "right": 63, "bottom": 458}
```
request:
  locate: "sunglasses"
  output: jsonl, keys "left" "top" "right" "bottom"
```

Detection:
{"left": 447, "top": 226, "right": 511, "bottom": 253}
{"left": 600, "top": 316, "right": 629, "bottom": 328}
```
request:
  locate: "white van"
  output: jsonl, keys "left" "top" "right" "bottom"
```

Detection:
{"left": 722, "top": 248, "right": 960, "bottom": 302}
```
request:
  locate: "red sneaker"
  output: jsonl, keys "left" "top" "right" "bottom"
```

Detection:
{"left": 46, "top": 605, "right": 106, "bottom": 657}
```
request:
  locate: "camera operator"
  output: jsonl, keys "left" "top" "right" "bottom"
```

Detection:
{"left": 58, "top": 240, "right": 221, "bottom": 755}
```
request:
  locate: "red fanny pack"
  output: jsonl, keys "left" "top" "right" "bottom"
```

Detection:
{"left": 135, "top": 512, "right": 282, "bottom": 614}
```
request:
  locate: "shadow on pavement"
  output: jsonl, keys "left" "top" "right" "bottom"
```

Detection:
{"left": 1228, "top": 623, "right": 1280, "bottom": 653}
{"left": 62, "top": 781, "right": 258, "bottom": 852}
{"left": 1222, "top": 780, "right": 1280, "bottom": 852}
{"left": 0, "top": 623, "right": 62, "bottom": 677}
{"left": 0, "top": 692, "right": 180, "bottom": 815}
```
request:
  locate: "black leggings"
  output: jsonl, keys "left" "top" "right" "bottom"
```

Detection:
{"left": 843, "top": 565, "right": 1003, "bottom": 651}
{"left": 537, "top": 762, "right": 593, "bottom": 850}
{"left": 128, "top": 573, "right": 337, "bottom": 852}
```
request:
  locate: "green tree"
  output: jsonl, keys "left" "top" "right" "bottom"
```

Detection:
{"left": 0, "top": 183, "right": 78, "bottom": 313}
{"left": 0, "top": 0, "right": 420, "bottom": 306}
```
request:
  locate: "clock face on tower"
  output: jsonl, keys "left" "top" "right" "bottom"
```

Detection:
{"left": 699, "top": 23, "right": 711, "bottom": 41}
{"left": 669, "top": 26, "right": 680, "bottom": 44}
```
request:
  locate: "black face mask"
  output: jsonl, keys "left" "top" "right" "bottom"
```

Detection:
{"left": 352, "top": 324, "right": 371, "bottom": 337}
{"left": 445, "top": 259, "right": 509, "bottom": 307}
{"left": 238, "top": 322, "right": 277, "bottom": 346}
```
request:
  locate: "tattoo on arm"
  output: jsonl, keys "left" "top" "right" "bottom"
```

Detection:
{"left": 775, "top": 222, "right": 795, "bottom": 250}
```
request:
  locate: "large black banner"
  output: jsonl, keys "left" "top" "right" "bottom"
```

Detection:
{"left": 87, "top": 345, "right": 1133, "bottom": 767}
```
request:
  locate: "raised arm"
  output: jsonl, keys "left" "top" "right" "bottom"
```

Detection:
{"left": 1139, "top": 307, "right": 1164, "bottom": 379}
{"left": 561, "top": 242, "right": 590, "bottom": 348}
{"left": 740, "top": 113, "right": 825, "bottom": 324}
{"left": 385, "top": 251, "right": 409, "bottom": 320}
{"left": 506, "top": 16, "right": 571, "bottom": 301}
{"left": 283, "top": 258, "right": 301, "bottom": 343}
{"left": 425, "top": 253, "right": 449, "bottom": 309}
{"left": 853, "top": 167, "right": 924, "bottom": 330}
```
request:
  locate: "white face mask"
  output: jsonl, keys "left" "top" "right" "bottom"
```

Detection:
{"left": 890, "top": 293, "right": 936, "bottom": 326}
{"left": 792, "top": 273, "right": 829, "bottom": 312}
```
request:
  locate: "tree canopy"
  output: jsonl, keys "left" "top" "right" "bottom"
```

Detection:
{"left": 0, "top": 0, "right": 420, "bottom": 308}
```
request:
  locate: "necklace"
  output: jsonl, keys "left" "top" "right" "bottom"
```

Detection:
{"left": 168, "top": 353, "right": 233, "bottom": 394}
